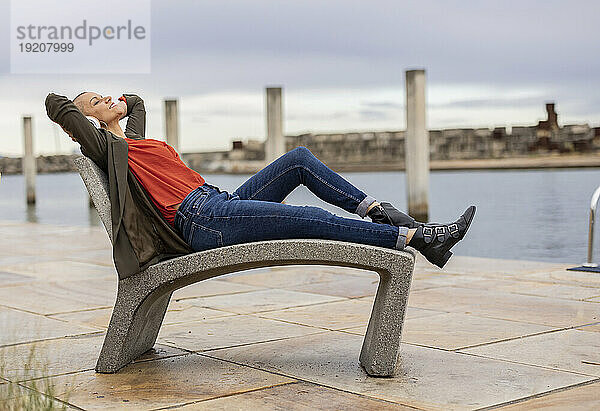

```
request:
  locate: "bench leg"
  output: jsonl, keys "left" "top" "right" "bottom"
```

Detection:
{"left": 359, "top": 261, "right": 414, "bottom": 377}
{"left": 96, "top": 287, "right": 172, "bottom": 373}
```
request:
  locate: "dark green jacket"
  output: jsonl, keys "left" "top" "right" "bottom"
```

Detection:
{"left": 45, "top": 93, "right": 193, "bottom": 280}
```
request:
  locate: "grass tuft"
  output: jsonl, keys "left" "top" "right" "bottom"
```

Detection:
{"left": 0, "top": 332, "right": 74, "bottom": 410}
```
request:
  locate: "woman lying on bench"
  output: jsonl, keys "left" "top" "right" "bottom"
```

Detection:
{"left": 46, "top": 91, "right": 475, "bottom": 272}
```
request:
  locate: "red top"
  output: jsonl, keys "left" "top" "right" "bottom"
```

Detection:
{"left": 125, "top": 138, "right": 205, "bottom": 226}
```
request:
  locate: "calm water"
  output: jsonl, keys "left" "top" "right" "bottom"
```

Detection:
{"left": 1, "top": 168, "right": 598, "bottom": 264}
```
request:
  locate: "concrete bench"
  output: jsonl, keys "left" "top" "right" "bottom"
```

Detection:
{"left": 74, "top": 155, "right": 416, "bottom": 377}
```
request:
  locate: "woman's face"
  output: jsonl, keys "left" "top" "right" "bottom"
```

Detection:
{"left": 73, "top": 92, "right": 126, "bottom": 124}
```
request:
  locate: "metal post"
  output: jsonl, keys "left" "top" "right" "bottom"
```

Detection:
{"left": 164, "top": 99, "right": 179, "bottom": 152}
{"left": 584, "top": 185, "right": 600, "bottom": 267}
{"left": 405, "top": 69, "right": 429, "bottom": 221}
{"left": 265, "top": 87, "right": 285, "bottom": 163}
{"left": 23, "top": 116, "right": 36, "bottom": 205}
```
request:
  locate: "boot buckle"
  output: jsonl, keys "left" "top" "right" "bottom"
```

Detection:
{"left": 435, "top": 226, "right": 446, "bottom": 241}
{"left": 423, "top": 226, "right": 434, "bottom": 243}
{"left": 449, "top": 223, "right": 459, "bottom": 237}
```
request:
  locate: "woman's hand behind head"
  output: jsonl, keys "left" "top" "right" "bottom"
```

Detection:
{"left": 116, "top": 99, "right": 127, "bottom": 120}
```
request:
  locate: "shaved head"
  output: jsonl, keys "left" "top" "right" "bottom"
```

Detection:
{"left": 73, "top": 91, "right": 92, "bottom": 114}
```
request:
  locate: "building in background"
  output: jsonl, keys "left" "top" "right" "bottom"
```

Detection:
{"left": 183, "top": 103, "right": 600, "bottom": 173}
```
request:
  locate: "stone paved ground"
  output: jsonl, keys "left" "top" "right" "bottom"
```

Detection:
{"left": 0, "top": 220, "right": 599, "bottom": 410}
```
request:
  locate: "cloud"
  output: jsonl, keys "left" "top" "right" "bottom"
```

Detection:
{"left": 430, "top": 96, "right": 550, "bottom": 109}
{"left": 359, "top": 109, "right": 392, "bottom": 121}
{"left": 148, "top": 0, "right": 600, "bottom": 86}
{"left": 361, "top": 101, "right": 403, "bottom": 110}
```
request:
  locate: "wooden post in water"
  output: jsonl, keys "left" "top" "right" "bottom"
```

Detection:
{"left": 23, "top": 116, "right": 36, "bottom": 205}
{"left": 265, "top": 87, "right": 285, "bottom": 164}
{"left": 164, "top": 99, "right": 179, "bottom": 152}
{"left": 405, "top": 69, "right": 429, "bottom": 221}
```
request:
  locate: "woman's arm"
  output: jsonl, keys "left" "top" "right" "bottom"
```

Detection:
{"left": 120, "top": 94, "right": 146, "bottom": 139}
{"left": 45, "top": 92, "right": 109, "bottom": 170}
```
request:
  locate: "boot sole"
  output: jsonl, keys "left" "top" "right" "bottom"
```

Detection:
{"left": 436, "top": 250, "right": 453, "bottom": 268}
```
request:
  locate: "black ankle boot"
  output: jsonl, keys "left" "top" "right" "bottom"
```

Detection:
{"left": 409, "top": 206, "right": 476, "bottom": 269}
{"left": 367, "top": 202, "right": 418, "bottom": 228}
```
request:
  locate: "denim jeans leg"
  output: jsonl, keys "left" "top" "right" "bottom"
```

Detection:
{"left": 232, "top": 146, "right": 377, "bottom": 218}
{"left": 180, "top": 189, "right": 407, "bottom": 252}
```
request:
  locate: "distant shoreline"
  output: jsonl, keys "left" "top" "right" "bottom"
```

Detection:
{"left": 324, "top": 154, "right": 600, "bottom": 173}
{"left": 431, "top": 155, "right": 600, "bottom": 171}
{"left": 0, "top": 154, "right": 599, "bottom": 175}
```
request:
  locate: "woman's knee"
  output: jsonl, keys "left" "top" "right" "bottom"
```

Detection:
{"left": 289, "top": 146, "right": 315, "bottom": 164}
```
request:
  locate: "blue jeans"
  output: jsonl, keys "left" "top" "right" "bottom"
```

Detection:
{"left": 174, "top": 146, "right": 408, "bottom": 252}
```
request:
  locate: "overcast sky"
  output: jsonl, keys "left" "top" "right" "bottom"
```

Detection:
{"left": 1, "top": 0, "right": 599, "bottom": 156}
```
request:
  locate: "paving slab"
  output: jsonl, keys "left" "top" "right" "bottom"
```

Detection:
{"left": 172, "top": 279, "right": 263, "bottom": 300}
{"left": 182, "top": 381, "right": 409, "bottom": 410}
{"left": 451, "top": 278, "right": 600, "bottom": 301}
{"left": 0, "top": 307, "right": 100, "bottom": 346}
{"left": 406, "top": 279, "right": 448, "bottom": 292}
{"left": 186, "top": 288, "right": 343, "bottom": 314}
{"left": 528, "top": 269, "right": 600, "bottom": 288}
{"left": 307, "top": 265, "right": 384, "bottom": 278}
{"left": 0, "top": 254, "right": 63, "bottom": 269}
{"left": 49, "top": 309, "right": 113, "bottom": 330}
{"left": 158, "top": 314, "right": 325, "bottom": 352}
{"left": 64, "top": 249, "right": 114, "bottom": 267}
{"left": 499, "top": 381, "right": 600, "bottom": 410}
{"left": 215, "top": 266, "right": 277, "bottom": 279}
{"left": 0, "top": 271, "right": 35, "bottom": 287}
{"left": 0, "top": 220, "right": 89, "bottom": 233}
{"left": 577, "top": 322, "right": 600, "bottom": 332}
{"left": 51, "top": 302, "right": 235, "bottom": 330}
{"left": 260, "top": 299, "right": 444, "bottom": 331}
{"left": 407, "top": 286, "right": 600, "bottom": 327}
{"left": 28, "top": 353, "right": 295, "bottom": 410}
{"left": 0, "top": 382, "right": 72, "bottom": 409}
{"left": 259, "top": 298, "right": 375, "bottom": 331}
{"left": 205, "top": 331, "right": 592, "bottom": 410}
{"left": 410, "top": 274, "right": 489, "bottom": 288}
{"left": 0, "top": 222, "right": 90, "bottom": 240}
{"left": 281, "top": 273, "right": 380, "bottom": 298}
{"left": 162, "top": 302, "right": 237, "bottom": 325}
{"left": 0, "top": 260, "right": 115, "bottom": 282}
{"left": 222, "top": 265, "right": 357, "bottom": 288}
{"left": 45, "top": 278, "right": 116, "bottom": 305}
{"left": 343, "top": 312, "right": 555, "bottom": 351}
{"left": 280, "top": 269, "right": 445, "bottom": 297}
{"left": 436, "top": 256, "right": 570, "bottom": 278}
{"left": 461, "top": 329, "right": 600, "bottom": 377}
{"left": 1, "top": 230, "right": 110, "bottom": 255}
{"left": 0, "top": 333, "right": 186, "bottom": 382}
{"left": 0, "top": 279, "right": 115, "bottom": 315}
{"left": 1, "top": 396, "right": 75, "bottom": 410}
